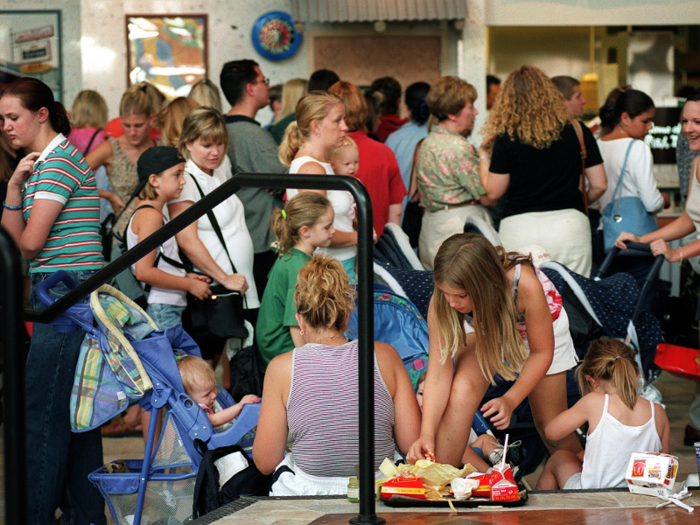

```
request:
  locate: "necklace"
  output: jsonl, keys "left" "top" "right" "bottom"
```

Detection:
{"left": 316, "top": 334, "right": 347, "bottom": 346}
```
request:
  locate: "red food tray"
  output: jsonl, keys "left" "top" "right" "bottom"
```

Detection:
{"left": 654, "top": 344, "right": 700, "bottom": 382}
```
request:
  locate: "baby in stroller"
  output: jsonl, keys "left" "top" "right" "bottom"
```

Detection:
{"left": 178, "top": 355, "right": 260, "bottom": 432}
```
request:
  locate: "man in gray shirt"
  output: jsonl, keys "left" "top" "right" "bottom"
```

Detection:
{"left": 220, "top": 59, "right": 286, "bottom": 296}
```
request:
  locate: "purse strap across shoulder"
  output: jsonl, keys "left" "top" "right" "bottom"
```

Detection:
{"left": 572, "top": 120, "right": 588, "bottom": 214}
{"left": 610, "top": 139, "right": 637, "bottom": 204}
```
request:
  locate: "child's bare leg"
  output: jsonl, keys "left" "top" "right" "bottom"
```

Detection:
{"left": 461, "top": 446, "right": 491, "bottom": 472}
{"left": 472, "top": 434, "right": 500, "bottom": 458}
{"left": 435, "top": 351, "right": 490, "bottom": 467}
{"left": 529, "top": 372, "right": 582, "bottom": 455}
{"left": 535, "top": 450, "right": 582, "bottom": 490}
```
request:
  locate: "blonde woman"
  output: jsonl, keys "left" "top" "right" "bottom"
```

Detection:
{"left": 169, "top": 107, "right": 258, "bottom": 367}
{"left": 154, "top": 96, "right": 200, "bottom": 147}
{"left": 480, "top": 65, "right": 607, "bottom": 277}
{"left": 270, "top": 78, "right": 308, "bottom": 144}
{"left": 407, "top": 234, "right": 581, "bottom": 468}
{"left": 416, "top": 76, "right": 494, "bottom": 269}
{"left": 253, "top": 254, "right": 421, "bottom": 495}
{"left": 189, "top": 78, "right": 223, "bottom": 114}
{"left": 68, "top": 89, "right": 108, "bottom": 155}
{"left": 86, "top": 83, "right": 157, "bottom": 235}
{"left": 280, "top": 91, "right": 360, "bottom": 280}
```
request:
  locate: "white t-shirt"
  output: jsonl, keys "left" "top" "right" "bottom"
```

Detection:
{"left": 595, "top": 138, "right": 664, "bottom": 215}
{"left": 287, "top": 156, "right": 356, "bottom": 263}
{"left": 170, "top": 157, "right": 259, "bottom": 308}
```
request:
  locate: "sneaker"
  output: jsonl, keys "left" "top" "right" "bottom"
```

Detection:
{"left": 488, "top": 440, "right": 524, "bottom": 466}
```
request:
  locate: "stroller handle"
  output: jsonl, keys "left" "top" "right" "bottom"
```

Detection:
{"left": 596, "top": 240, "right": 659, "bottom": 280}
{"left": 35, "top": 270, "right": 95, "bottom": 333}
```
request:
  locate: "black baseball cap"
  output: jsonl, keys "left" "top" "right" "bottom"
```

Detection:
{"left": 133, "top": 146, "right": 184, "bottom": 198}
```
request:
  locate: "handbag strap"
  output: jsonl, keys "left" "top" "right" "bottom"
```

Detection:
{"left": 186, "top": 172, "right": 248, "bottom": 306}
{"left": 610, "top": 140, "right": 637, "bottom": 204}
{"left": 85, "top": 128, "right": 102, "bottom": 154}
{"left": 572, "top": 120, "right": 588, "bottom": 214}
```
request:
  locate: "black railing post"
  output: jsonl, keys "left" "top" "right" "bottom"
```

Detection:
{"left": 0, "top": 227, "right": 27, "bottom": 525}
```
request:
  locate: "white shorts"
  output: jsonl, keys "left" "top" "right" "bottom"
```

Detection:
{"left": 270, "top": 453, "right": 386, "bottom": 497}
{"left": 562, "top": 471, "right": 582, "bottom": 490}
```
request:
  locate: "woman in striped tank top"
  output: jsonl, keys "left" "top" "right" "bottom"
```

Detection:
{"left": 253, "top": 254, "right": 421, "bottom": 495}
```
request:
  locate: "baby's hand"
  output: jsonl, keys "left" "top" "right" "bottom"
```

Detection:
{"left": 239, "top": 394, "right": 261, "bottom": 405}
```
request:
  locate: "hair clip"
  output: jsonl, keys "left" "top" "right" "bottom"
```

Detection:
{"left": 281, "top": 209, "right": 287, "bottom": 220}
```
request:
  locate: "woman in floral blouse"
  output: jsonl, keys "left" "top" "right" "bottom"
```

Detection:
{"left": 415, "top": 76, "right": 495, "bottom": 269}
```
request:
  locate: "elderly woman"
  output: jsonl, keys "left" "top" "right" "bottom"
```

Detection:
{"left": 415, "top": 76, "right": 495, "bottom": 269}
{"left": 329, "top": 81, "right": 406, "bottom": 237}
{"left": 253, "top": 254, "right": 421, "bottom": 495}
{"left": 169, "top": 107, "right": 258, "bottom": 368}
{"left": 480, "top": 65, "right": 607, "bottom": 277}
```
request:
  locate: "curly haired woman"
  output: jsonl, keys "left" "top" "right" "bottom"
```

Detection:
{"left": 480, "top": 65, "right": 607, "bottom": 277}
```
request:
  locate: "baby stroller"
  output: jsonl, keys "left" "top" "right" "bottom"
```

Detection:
{"left": 37, "top": 272, "right": 260, "bottom": 525}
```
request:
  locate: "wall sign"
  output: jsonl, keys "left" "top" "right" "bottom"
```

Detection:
{"left": 251, "top": 11, "right": 302, "bottom": 62}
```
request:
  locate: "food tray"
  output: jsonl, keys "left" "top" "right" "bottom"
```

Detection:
{"left": 381, "top": 486, "right": 528, "bottom": 508}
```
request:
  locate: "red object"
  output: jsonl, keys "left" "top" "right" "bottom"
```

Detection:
{"left": 489, "top": 464, "right": 519, "bottom": 502}
{"left": 467, "top": 473, "right": 491, "bottom": 497}
{"left": 104, "top": 117, "right": 161, "bottom": 142}
{"left": 654, "top": 343, "right": 700, "bottom": 382}
{"left": 24, "top": 322, "right": 32, "bottom": 338}
{"left": 380, "top": 474, "right": 427, "bottom": 501}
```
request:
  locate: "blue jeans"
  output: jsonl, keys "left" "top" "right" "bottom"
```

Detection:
{"left": 146, "top": 303, "right": 185, "bottom": 330}
{"left": 28, "top": 271, "right": 106, "bottom": 525}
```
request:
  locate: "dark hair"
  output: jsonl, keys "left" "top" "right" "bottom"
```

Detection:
{"left": 677, "top": 85, "right": 696, "bottom": 99}
{"left": 308, "top": 69, "right": 340, "bottom": 92}
{"left": 1, "top": 77, "right": 71, "bottom": 135}
{"left": 686, "top": 88, "right": 700, "bottom": 104}
{"left": 269, "top": 83, "right": 283, "bottom": 105}
{"left": 551, "top": 76, "right": 580, "bottom": 101}
{"left": 220, "top": 59, "right": 259, "bottom": 106}
{"left": 405, "top": 82, "right": 431, "bottom": 125}
{"left": 486, "top": 75, "right": 501, "bottom": 88}
{"left": 599, "top": 87, "right": 654, "bottom": 134}
{"left": 370, "top": 76, "right": 402, "bottom": 116}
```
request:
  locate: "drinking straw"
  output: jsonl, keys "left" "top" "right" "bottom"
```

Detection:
{"left": 501, "top": 434, "right": 509, "bottom": 471}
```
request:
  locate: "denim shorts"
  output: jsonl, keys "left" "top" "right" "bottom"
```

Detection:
{"left": 146, "top": 303, "right": 186, "bottom": 330}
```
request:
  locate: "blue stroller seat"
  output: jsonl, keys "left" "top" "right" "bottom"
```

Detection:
{"left": 347, "top": 287, "right": 429, "bottom": 388}
{"left": 38, "top": 272, "right": 259, "bottom": 525}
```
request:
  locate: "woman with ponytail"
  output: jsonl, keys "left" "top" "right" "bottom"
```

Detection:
{"left": 0, "top": 77, "right": 106, "bottom": 524}
{"left": 537, "top": 338, "right": 669, "bottom": 490}
{"left": 281, "top": 91, "right": 360, "bottom": 280}
{"left": 256, "top": 192, "right": 335, "bottom": 371}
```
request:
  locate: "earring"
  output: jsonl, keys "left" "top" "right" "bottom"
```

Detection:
{"left": 299, "top": 327, "right": 306, "bottom": 336}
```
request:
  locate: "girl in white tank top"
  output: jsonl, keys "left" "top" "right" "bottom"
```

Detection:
{"left": 536, "top": 338, "right": 670, "bottom": 490}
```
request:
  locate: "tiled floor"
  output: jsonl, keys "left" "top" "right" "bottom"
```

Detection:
{"left": 0, "top": 368, "right": 698, "bottom": 524}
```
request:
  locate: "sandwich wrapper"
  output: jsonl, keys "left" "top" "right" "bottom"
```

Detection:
{"left": 378, "top": 458, "right": 477, "bottom": 501}
{"left": 625, "top": 452, "right": 678, "bottom": 497}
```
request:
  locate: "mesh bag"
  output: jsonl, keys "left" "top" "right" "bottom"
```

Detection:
{"left": 90, "top": 459, "right": 195, "bottom": 525}
{"left": 152, "top": 412, "right": 199, "bottom": 470}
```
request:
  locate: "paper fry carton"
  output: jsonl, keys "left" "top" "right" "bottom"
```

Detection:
{"left": 380, "top": 475, "right": 427, "bottom": 500}
{"left": 625, "top": 452, "right": 678, "bottom": 497}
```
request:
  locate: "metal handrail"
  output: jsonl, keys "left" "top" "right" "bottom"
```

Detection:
{"left": 14, "top": 172, "right": 383, "bottom": 524}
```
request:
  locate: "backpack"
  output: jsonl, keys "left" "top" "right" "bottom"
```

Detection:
{"left": 192, "top": 443, "right": 272, "bottom": 518}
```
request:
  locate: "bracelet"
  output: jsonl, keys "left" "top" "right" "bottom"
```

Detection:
{"left": 479, "top": 155, "right": 491, "bottom": 161}
{"left": 2, "top": 201, "right": 22, "bottom": 211}
{"left": 679, "top": 247, "right": 684, "bottom": 263}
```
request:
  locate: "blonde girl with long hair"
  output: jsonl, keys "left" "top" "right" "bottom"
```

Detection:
{"left": 256, "top": 192, "right": 335, "bottom": 370}
{"left": 154, "top": 96, "right": 200, "bottom": 147}
{"left": 281, "top": 91, "right": 361, "bottom": 281}
{"left": 536, "top": 339, "right": 669, "bottom": 490}
{"left": 407, "top": 233, "right": 582, "bottom": 468}
{"left": 479, "top": 65, "right": 607, "bottom": 277}
{"left": 86, "top": 82, "right": 157, "bottom": 236}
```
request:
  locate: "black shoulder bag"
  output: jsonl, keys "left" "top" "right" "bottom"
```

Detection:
{"left": 183, "top": 173, "right": 249, "bottom": 340}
